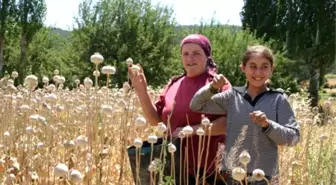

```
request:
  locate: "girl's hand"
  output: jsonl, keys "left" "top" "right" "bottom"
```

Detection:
{"left": 249, "top": 110, "right": 269, "bottom": 128}
{"left": 211, "top": 74, "right": 227, "bottom": 90}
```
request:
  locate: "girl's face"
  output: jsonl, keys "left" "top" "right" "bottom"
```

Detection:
{"left": 181, "top": 43, "right": 208, "bottom": 77}
{"left": 241, "top": 53, "right": 274, "bottom": 89}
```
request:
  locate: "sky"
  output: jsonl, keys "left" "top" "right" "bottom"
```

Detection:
{"left": 44, "top": 0, "right": 244, "bottom": 30}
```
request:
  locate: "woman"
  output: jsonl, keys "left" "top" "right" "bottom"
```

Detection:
{"left": 130, "top": 34, "right": 231, "bottom": 185}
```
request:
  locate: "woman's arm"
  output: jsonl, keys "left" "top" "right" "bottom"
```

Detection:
{"left": 136, "top": 90, "right": 161, "bottom": 126}
{"left": 130, "top": 65, "right": 162, "bottom": 126}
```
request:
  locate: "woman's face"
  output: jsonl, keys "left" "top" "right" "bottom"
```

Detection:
{"left": 181, "top": 43, "right": 208, "bottom": 77}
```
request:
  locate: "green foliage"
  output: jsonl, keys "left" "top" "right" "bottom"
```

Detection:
{"left": 240, "top": 0, "right": 336, "bottom": 106}
{"left": 0, "top": 0, "right": 307, "bottom": 94}
{"left": 70, "top": 0, "right": 180, "bottom": 87}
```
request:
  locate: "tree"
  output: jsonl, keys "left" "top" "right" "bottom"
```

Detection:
{"left": 241, "top": 0, "right": 336, "bottom": 106}
{"left": 192, "top": 21, "right": 300, "bottom": 92}
{"left": 0, "top": 0, "right": 16, "bottom": 75}
{"left": 15, "top": 0, "right": 46, "bottom": 83}
{"left": 71, "top": 0, "right": 180, "bottom": 87}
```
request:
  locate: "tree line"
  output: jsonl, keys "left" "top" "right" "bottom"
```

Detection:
{"left": 0, "top": 0, "right": 334, "bottom": 106}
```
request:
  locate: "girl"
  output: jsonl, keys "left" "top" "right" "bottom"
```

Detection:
{"left": 190, "top": 45, "right": 300, "bottom": 185}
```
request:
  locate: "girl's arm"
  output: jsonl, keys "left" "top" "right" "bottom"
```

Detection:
{"left": 263, "top": 95, "right": 300, "bottom": 146}
{"left": 190, "top": 84, "right": 230, "bottom": 115}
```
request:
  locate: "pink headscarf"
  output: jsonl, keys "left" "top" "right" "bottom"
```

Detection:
{"left": 180, "top": 34, "right": 217, "bottom": 71}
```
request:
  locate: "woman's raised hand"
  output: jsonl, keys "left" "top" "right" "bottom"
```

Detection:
{"left": 128, "top": 64, "right": 148, "bottom": 93}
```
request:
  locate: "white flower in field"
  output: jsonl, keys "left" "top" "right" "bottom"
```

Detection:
{"left": 4, "top": 131, "right": 10, "bottom": 137}
{"left": 7, "top": 79, "right": 14, "bottom": 86}
{"left": 101, "top": 105, "right": 113, "bottom": 115}
{"left": 38, "top": 116, "right": 47, "bottom": 125}
{"left": 12, "top": 162, "right": 20, "bottom": 171}
{"left": 54, "top": 69, "right": 59, "bottom": 75}
{"left": 133, "top": 138, "right": 143, "bottom": 148}
{"left": 239, "top": 150, "right": 251, "bottom": 165}
{"left": 54, "top": 163, "right": 69, "bottom": 177}
{"left": 131, "top": 65, "right": 141, "bottom": 72}
{"left": 320, "top": 134, "right": 328, "bottom": 141}
{"left": 11, "top": 71, "right": 18, "bottom": 78}
{"left": 84, "top": 77, "right": 93, "bottom": 88}
{"left": 47, "top": 93, "right": 57, "bottom": 102}
{"left": 178, "top": 131, "right": 185, "bottom": 139}
{"left": 201, "top": 117, "right": 210, "bottom": 126}
{"left": 123, "top": 82, "right": 131, "bottom": 93}
{"left": 47, "top": 84, "right": 56, "bottom": 92}
{"left": 25, "top": 75, "right": 38, "bottom": 88}
{"left": 75, "top": 79, "right": 80, "bottom": 85}
{"left": 79, "top": 84, "right": 85, "bottom": 91}
{"left": 102, "top": 65, "right": 116, "bottom": 75}
{"left": 20, "top": 104, "right": 30, "bottom": 113}
{"left": 305, "top": 118, "right": 313, "bottom": 124}
{"left": 135, "top": 116, "right": 147, "bottom": 128}
{"left": 56, "top": 105, "right": 65, "bottom": 112}
{"left": 42, "top": 76, "right": 49, "bottom": 84}
{"left": 196, "top": 127, "right": 205, "bottom": 136}
{"left": 148, "top": 164, "right": 156, "bottom": 172}
{"left": 93, "top": 70, "right": 100, "bottom": 77}
{"left": 126, "top": 57, "right": 133, "bottom": 65}
{"left": 42, "top": 102, "right": 51, "bottom": 111}
{"left": 58, "top": 76, "right": 66, "bottom": 84}
{"left": 9, "top": 173, "right": 15, "bottom": 181}
{"left": 232, "top": 167, "right": 246, "bottom": 181}
{"left": 69, "top": 169, "right": 83, "bottom": 183}
{"left": 3, "top": 94, "right": 11, "bottom": 100}
{"left": 324, "top": 101, "right": 331, "bottom": 107}
{"left": 148, "top": 135, "right": 158, "bottom": 144}
{"left": 30, "top": 171, "right": 39, "bottom": 181}
{"left": 90, "top": 52, "right": 104, "bottom": 65}
{"left": 118, "top": 100, "right": 127, "bottom": 109}
{"left": 29, "top": 114, "right": 39, "bottom": 122}
{"left": 182, "top": 125, "right": 193, "bottom": 135}
{"left": 86, "top": 153, "right": 92, "bottom": 161}
{"left": 157, "top": 122, "right": 167, "bottom": 133}
{"left": 64, "top": 140, "right": 76, "bottom": 149}
{"left": 168, "top": 143, "right": 176, "bottom": 153}
{"left": 35, "top": 97, "right": 41, "bottom": 102}
{"left": 36, "top": 142, "right": 44, "bottom": 149}
{"left": 75, "top": 136, "right": 88, "bottom": 148}
{"left": 25, "top": 126, "right": 34, "bottom": 134}
{"left": 252, "top": 169, "right": 265, "bottom": 181}
{"left": 53, "top": 75, "right": 61, "bottom": 83}
{"left": 16, "top": 94, "right": 23, "bottom": 101}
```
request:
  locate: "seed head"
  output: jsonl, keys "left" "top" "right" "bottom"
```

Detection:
{"left": 148, "top": 135, "right": 158, "bottom": 144}
{"left": 252, "top": 169, "right": 265, "bottom": 181}
{"left": 182, "top": 125, "right": 193, "bottom": 135}
{"left": 239, "top": 150, "right": 251, "bottom": 165}
{"left": 232, "top": 167, "right": 246, "bottom": 181}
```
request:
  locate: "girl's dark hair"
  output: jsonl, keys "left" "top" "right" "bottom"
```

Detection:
{"left": 242, "top": 45, "right": 274, "bottom": 66}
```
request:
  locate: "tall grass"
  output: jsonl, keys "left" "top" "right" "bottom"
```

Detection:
{"left": 0, "top": 74, "right": 335, "bottom": 185}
